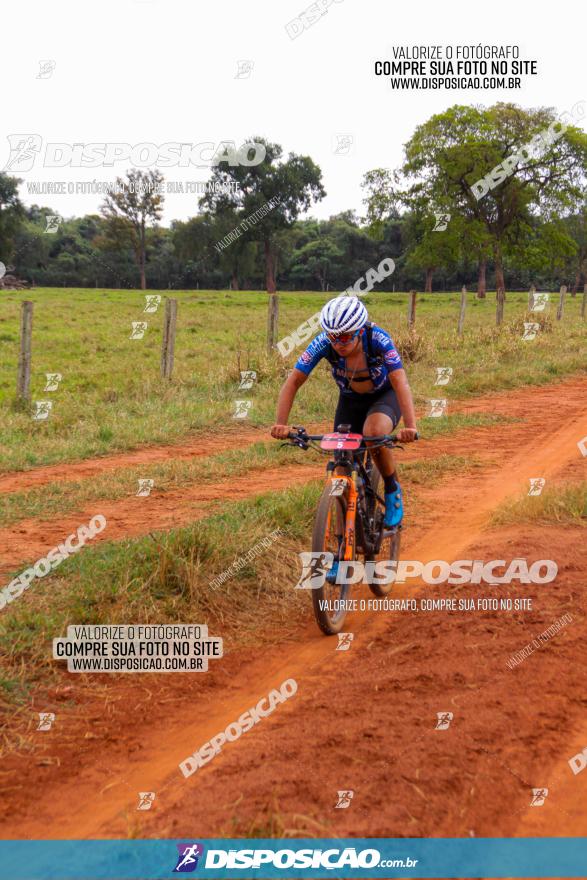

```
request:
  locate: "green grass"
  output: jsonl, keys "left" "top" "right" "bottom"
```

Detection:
{"left": 492, "top": 482, "right": 587, "bottom": 527}
{"left": 417, "top": 411, "right": 517, "bottom": 437}
{"left": 0, "top": 289, "right": 584, "bottom": 471}
{"left": 402, "top": 452, "right": 484, "bottom": 484}
{"left": 0, "top": 483, "right": 319, "bottom": 706}
{"left": 0, "top": 452, "right": 476, "bottom": 706}
{"left": 0, "top": 440, "right": 296, "bottom": 529}
{"left": 0, "top": 408, "right": 492, "bottom": 529}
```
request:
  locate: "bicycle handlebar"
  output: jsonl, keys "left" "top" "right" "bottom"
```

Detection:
{"left": 286, "top": 427, "right": 419, "bottom": 447}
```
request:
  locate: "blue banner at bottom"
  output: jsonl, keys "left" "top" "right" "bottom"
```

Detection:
{"left": 0, "top": 838, "right": 586, "bottom": 880}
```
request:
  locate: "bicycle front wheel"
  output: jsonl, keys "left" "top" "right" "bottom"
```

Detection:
{"left": 311, "top": 484, "right": 353, "bottom": 635}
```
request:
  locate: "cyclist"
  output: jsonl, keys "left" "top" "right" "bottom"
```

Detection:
{"left": 271, "top": 295, "right": 418, "bottom": 528}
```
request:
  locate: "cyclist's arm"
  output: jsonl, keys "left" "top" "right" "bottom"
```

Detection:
{"left": 275, "top": 368, "right": 308, "bottom": 425}
{"left": 389, "top": 368, "right": 418, "bottom": 433}
{"left": 271, "top": 334, "right": 328, "bottom": 438}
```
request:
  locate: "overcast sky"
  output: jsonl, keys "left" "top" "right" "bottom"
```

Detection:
{"left": 2, "top": 0, "right": 584, "bottom": 225}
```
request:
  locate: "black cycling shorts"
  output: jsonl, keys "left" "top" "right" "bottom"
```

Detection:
{"left": 333, "top": 387, "right": 401, "bottom": 435}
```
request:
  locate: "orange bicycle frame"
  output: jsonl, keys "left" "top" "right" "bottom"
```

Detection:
{"left": 328, "top": 473, "right": 358, "bottom": 561}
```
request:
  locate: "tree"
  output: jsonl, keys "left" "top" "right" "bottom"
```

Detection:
{"left": 172, "top": 210, "right": 257, "bottom": 290}
{"left": 458, "top": 217, "right": 493, "bottom": 297}
{"left": 405, "top": 218, "right": 461, "bottom": 292}
{"left": 101, "top": 169, "right": 164, "bottom": 289}
{"left": 208, "top": 209, "right": 258, "bottom": 290}
{"left": 201, "top": 138, "right": 325, "bottom": 294}
{"left": 172, "top": 214, "right": 217, "bottom": 288}
{"left": 0, "top": 173, "right": 25, "bottom": 264}
{"left": 562, "top": 206, "right": 587, "bottom": 293}
{"left": 506, "top": 215, "right": 576, "bottom": 290}
{"left": 363, "top": 104, "right": 587, "bottom": 293}
{"left": 289, "top": 231, "right": 344, "bottom": 291}
{"left": 362, "top": 168, "right": 396, "bottom": 241}
{"left": 12, "top": 208, "right": 51, "bottom": 283}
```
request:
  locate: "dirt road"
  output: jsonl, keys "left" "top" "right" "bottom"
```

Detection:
{"left": 1, "top": 376, "right": 586, "bottom": 842}
{"left": 1, "top": 376, "right": 585, "bottom": 575}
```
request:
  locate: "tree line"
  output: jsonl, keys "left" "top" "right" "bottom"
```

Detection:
{"left": 0, "top": 103, "right": 586, "bottom": 294}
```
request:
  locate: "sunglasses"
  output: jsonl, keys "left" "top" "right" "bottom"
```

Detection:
{"left": 327, "top": 329, "right": 360, "bottom": 345}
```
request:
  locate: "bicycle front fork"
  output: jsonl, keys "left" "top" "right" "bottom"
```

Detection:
{"left": 327, "top": 464, "right": 358, "bottom": 562}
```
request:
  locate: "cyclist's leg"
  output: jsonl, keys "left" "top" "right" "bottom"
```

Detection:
{"left": 333, "top": 391, "right": 368, "bottom": 434}
{"left": 363, "top": 387, "right": 401, "bottom": 472}
{"left": 363, "top": 409, "right": 397, "bottom": 487}
{"left": 363, "top": 390, "right": 403, "bottom": 527}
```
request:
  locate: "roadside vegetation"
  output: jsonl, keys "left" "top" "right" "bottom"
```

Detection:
{"left": 0, "top": 288, "right": 583, "bottom": 471}
{"left": 492, "top": 481, "right": 587, "bottom": 527}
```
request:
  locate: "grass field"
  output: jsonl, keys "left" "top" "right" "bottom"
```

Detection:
{"left": 0, "top": 288, "right": 584, "bottom": 472}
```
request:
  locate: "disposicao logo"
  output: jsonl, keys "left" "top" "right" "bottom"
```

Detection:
{"left": 179, "top": 679, "right": 297, "bottom": 778}
{"left": 173, "top": 843, "right": 205, "bottom": 872}
{"left": 0, "top": 514, "right": 107, "bottom": 610}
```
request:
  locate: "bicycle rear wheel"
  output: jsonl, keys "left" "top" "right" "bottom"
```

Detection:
{"left": 365, "top": 462, "right": 401, "bottom": 597}
{"left": 311, "top": 484, "right": 353, "bottom": 635}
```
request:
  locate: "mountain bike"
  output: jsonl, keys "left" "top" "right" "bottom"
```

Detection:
{"left": 285, "top": 424, "right": 416, "bottom": 635}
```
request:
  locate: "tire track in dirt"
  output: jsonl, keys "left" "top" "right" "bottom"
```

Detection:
{"left": 511, "top": 721, "right": 587, "bottom": 837}
{"left": 0, "top": 375, "right": 584, "bottom": 497}
{"left": 140, "top": 523, "right": 585, "bottom": 842}
{"left": 6, "top": 398, "right": 586, "bottom": 840}
{"left": 1, "top": 377, "right": 586, "bottom": 575}
{"left": 0, "top": 463, "right": 320, "bottom": 575}
{"left": 0, "top": 424, "right": 268, "bottom": 495}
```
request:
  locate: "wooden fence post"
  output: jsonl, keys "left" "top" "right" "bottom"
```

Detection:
{"left": 160, "top": 298, "right": 177, "bottom": 379}
{"left": 496, "top": 288, "right": 505, "bottom": 326}
{"left": 457, "top": 286, "right": 467, "bottom": 335}
{"left": 528, "top": 285, "right": 536, "bottom": 311}
{"left": 408, "top": 290, "right": 417, "bottom": 328}
{"left": 267, "top": 294, "right": 279, "bottom": 353}
{"left": 556, "top": 285, "right": 567, "bottom": 321}
{"left": 582, "top": 283, "right": 586, "bottom": 321}
{"left": 17, "top": 300, "right": 33, "bottom": 401}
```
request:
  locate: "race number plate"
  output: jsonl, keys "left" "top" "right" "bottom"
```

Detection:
{"left": 320, "top": 433, "right": 362, "bottom": 450}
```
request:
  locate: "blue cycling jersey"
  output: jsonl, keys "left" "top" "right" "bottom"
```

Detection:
{"left": 294, "top": 324, "right": 403, "bottom": 395}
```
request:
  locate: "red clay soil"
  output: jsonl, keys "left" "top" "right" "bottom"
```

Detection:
{"left": 125, "top": 525, "right": 587, "bottom": 841}
{"left": 0, "top": 375, "right": 583, "bottom": 497}
{"left": 0, "top": 376, "right": 586, "bottom": 577}
{"left": 0, "top": 462, "right": 319, "bottom": 575}
{"left": 0, "top": 423, "right": 268, "bottom": 494}
{"left": 0, "top": 377, "right": 586, "bottom": 843}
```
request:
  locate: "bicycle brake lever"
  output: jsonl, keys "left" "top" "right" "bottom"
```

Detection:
{"left": 282, "top": 438, "right": 309, "bottom": 450}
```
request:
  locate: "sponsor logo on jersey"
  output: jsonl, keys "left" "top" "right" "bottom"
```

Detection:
{"left": 385, "top": 348, "right": 401, "bottom": 365}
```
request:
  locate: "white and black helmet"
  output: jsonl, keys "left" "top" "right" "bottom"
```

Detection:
{"left": 320, "top": 296, "right": 368, "bottom": 336}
